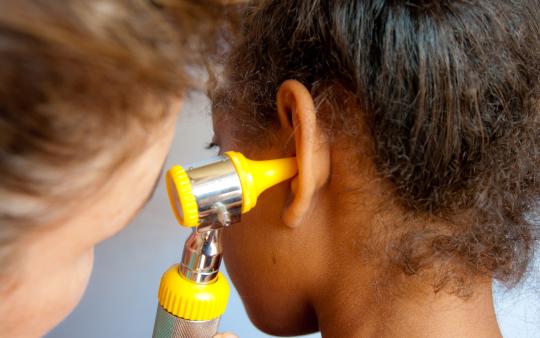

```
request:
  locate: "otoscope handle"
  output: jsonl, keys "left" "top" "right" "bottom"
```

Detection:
{"left": 152, "top": 229, "right": 229, "bottom": 338}
{"left": 151, "top": 265, "right": 229, "bottom": 338}
{"left": 153, "top": 305, "right": 220, "bottom": 338}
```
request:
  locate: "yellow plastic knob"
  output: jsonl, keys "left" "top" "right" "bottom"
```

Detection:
{"left": 157, "top": 265, "right": 230, "bottom": 321}
{"left": 225, "top": 151, "right": 298, "bottom": 214}
{"left": 166, "top": 166, "right": 199, "bottom": 227}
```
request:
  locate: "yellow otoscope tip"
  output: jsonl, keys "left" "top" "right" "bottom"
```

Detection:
{"left": 225, "top": 151, "right": 298, "bottom": 214}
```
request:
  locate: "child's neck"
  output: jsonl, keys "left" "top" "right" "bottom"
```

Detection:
{"left": 313, "top": 276, "right": 501, "bottom": 338}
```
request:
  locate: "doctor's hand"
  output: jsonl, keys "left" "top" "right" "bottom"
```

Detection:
{"left": 213, "top": 332, "right": 238, "bottom": 338}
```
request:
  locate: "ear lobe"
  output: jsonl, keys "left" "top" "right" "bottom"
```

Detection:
{"left": 276, "top": 80, "right": 330, "bottom": 228}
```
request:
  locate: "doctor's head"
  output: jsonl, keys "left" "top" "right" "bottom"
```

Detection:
{"left": 0, "top": 1, "right": 235, "bottom": 336}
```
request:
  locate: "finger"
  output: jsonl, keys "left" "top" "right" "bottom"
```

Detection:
{"left": 213, "top": 332, "right": 238, "bottom": 338}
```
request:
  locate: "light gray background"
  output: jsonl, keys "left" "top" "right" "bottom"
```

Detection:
{"left": 48, "top": 94, "right": 539, "bottom": 338}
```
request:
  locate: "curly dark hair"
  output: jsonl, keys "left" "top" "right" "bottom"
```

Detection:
{"left": 213, "top": 0, "right": 540, "bottom": 295}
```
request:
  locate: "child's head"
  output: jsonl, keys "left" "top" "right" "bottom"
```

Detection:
{"left": 0, "top": 0, "right": 233, "bottom": 336}
{"left": 212, "top": 0, "right": 539, "bottom": 335}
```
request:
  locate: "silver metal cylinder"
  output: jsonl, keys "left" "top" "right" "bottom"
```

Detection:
{"left": 179, "top": 229, "right": 223, "bottom": 283}
{"left": 152, "top": 305, "right": 220, "bottom": 338}
{"left": 185, "top": 156, "right": 243, "bottom": 231}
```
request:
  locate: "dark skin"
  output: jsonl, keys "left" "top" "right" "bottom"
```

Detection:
{"left": 214, "top": 80, "right": 502, "bottom": 338}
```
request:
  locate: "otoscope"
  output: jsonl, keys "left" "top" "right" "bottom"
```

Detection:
{"left": 152, "top": 151, "right": 297, "bottom": 338}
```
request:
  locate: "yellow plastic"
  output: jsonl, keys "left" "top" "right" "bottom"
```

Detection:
{"left": 157, "top": 265, "right": 230, "bottom": 321}
{"left": 166, "top": 166, "right": 199, "bottom": 227}
{"left": 225, "top": 151, "right": 298, "bottom": 214}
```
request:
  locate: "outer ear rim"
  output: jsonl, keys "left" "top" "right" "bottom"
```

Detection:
{"left": 276, "top": 80, "right": 330, "bottom": 228}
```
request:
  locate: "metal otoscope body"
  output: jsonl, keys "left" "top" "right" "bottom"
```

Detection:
{"left": 153, "top": 151, "right": 297, "bottom": 338}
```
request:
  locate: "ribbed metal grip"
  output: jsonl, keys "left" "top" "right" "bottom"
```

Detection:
{"left": 152, "top": 305, "right": 220, "bottom": 338}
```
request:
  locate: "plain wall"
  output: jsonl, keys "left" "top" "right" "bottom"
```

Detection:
{"left": 48, "top": 94, "right": 539, "bottom": 338}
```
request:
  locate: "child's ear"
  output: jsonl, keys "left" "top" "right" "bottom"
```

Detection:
{"left": 276, "top": 80, "right": 330, "bottom": 228}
